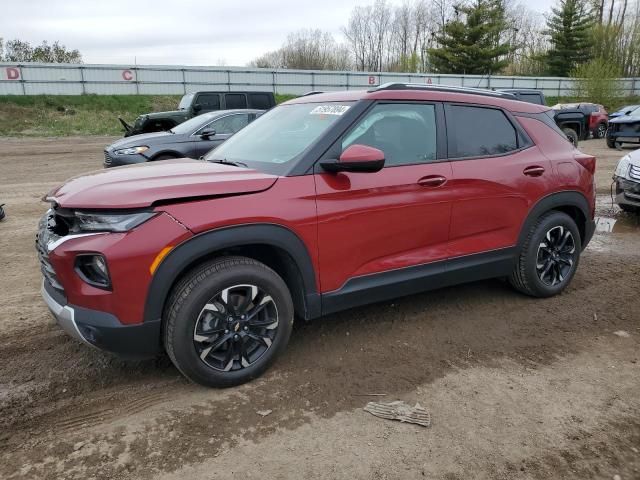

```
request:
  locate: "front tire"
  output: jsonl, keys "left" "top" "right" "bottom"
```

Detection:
{"left": 509, "top": 212, "right": 581, "bottom": 298}
{"left": 620, "top": 204, "right": 639, "bottom": 214}
{"left": 164, "top": 257, "right": 294, "bottom": 387}
{"left": 606, "top": 137, "right": 617, "bottom": 148}
{"left": 153, "top": 153, "right": 179, "bottom": 161}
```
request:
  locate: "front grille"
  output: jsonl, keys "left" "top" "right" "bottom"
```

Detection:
{"left": 630, "top": 164, "right": 640, "bottom": 181}
{"left": 613, "top": 123, "right": 640, "bottom": 135}
{"left": 36, "top": 212, "right": 64, "bottom": 291}
{"left": 103, "top": 150, "right": 112, "bottom": 167}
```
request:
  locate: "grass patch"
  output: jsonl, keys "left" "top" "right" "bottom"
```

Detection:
{"left": 3, "top": 92, "right": 633, "bottom": 137}
{"left": 0, "top": 94, "right": 297, "bottom": 137}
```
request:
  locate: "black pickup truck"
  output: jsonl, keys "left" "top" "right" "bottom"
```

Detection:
{"left": 120, "top": 91, "right": 276, "bottom": 137}
{"left": 497, "top": 89, "right": 589, "bottom": 146}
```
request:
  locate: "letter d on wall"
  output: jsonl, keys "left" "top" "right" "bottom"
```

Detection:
{"left": 6, "top": 67, "right": 20, "bottom": 80}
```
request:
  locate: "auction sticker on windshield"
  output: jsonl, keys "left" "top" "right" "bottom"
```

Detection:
{"left": 310, "top": 105, "right": 350, "bottom": 116}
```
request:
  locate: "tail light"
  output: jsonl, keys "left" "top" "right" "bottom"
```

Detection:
{"left": 574, "top": 153, "right": 596, "bottom": 175}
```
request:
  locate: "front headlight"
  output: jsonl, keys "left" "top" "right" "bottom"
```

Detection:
{"left": 74, "top": 211, "right": 157, "bottom": 232}
{"left": 614, "top": 155, "right": 631, "bottom": 179}
{"left": 114, "top": 146, "right": 149, "bottom": 156}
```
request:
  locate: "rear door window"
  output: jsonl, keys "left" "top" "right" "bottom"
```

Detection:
{"left": 225, "top": 94, "right": 248, "bottom": 109}
{"left": 205, "top": 113, "right": 250, "bottom": 135}
{"left": 447, "top": 105, "right": 519, "bottom": 158}
{"left": 249, "top": 93, "right": 273, "bottom": 109}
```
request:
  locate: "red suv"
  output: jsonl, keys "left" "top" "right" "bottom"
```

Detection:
{"left": 37, "top": 84, "right": 596, "bottom": 387}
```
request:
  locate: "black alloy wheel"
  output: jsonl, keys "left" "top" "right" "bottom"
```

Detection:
{"left": 535, "top": 225, "right": 576, "bottom": 287}
{"left": 193, "top": 284, "right": 279, "bottom": 371}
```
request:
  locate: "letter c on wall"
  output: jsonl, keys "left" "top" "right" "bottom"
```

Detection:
{"left": 122, "top": 70, "right": 134, "bottom": 81}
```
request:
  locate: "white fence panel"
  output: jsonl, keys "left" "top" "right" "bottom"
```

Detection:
{"left": 185, "top": 70, "right": 229, "bottom": 86}
{"left": 0, "top": 82, "right": 24, "bottom": 94}
{"left": 86, "top": 83, "right": 137, "bottom": 95}
{"left": 22, "top": 65, "right": 82, "bottom": 82}
{"left": 139, "top": 68, "right": 182, "bottom": 83}
{"left": 138, "top": 83, "right": 186, "bottom": 95}
{"left": 24, "top": 82, "right": 83, "bottom": 95}
{"left": 0, "top": 62, "right": 639, "bottom": 98}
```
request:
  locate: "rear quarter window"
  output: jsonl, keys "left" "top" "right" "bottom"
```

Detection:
{"left": 447, "top": 105, "right": 520, "bottom": 158}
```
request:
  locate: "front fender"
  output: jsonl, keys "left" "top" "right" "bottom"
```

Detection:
{"left": 143, "top": 223, "right": 320, "bottom": 323}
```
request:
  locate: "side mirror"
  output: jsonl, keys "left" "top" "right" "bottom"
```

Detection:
{"left": 321, "top": 144, "right": 385, "bottom": 173}
{"left": 193, "top": 104, "right": 202, "bottom": 113}
{"left": 200, "top": 128, "right": 216, "bottom": 139}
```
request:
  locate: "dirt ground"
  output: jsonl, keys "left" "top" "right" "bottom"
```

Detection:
{"left": 0, "top": 137, "right": 639, "bottom": 480}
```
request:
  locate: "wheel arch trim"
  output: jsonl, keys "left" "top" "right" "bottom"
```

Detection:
{"left": 517, "top": 190, "right": 592, "bottom": 249}
{"left": 150, "top": 150, "right": 183, "bottom": 160}
{"left": 143, "top": 223, "right": 319, "bottom": 323}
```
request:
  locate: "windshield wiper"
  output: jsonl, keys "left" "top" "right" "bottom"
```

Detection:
{"left": 209, "top": 158, "right": 248, "bottom": 168}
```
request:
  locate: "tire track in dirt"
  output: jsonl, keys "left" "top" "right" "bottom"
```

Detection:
{"left": 1, "top": 246, "right": 639, "bottom": 479}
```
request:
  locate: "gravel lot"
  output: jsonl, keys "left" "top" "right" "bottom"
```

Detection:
{"left": 0, "top": 137, "right": 639, "bottom": 480}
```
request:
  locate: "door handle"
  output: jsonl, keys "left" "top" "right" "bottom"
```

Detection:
{"left": 523, "top": 165, "right": 545, "bottom": 177}
{"left": 418, "top": 175, "right": 447, "bottom": 187}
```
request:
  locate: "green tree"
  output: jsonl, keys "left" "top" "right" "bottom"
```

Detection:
{"left": 545, "top": 0, "right": 594, "bottom": 76}
{"left": 427, "top": 0, "right": 514, "bottom": 74}
{"left": 1, "top": 39, "right": 82, "bottom": 63}
{"left": 572, "top": 57, "right": 622, "bottom": 107}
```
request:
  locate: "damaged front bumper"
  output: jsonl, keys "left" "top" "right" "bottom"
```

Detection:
{"left": 613, "top": 175, "right": 640, "bottom": 208}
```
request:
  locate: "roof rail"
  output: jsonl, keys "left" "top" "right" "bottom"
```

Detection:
{"left": 369, "top": 82, "right": 515, "bottom": 99}
{"left": 301, "top": 90, "right": 325, "bottom": 96}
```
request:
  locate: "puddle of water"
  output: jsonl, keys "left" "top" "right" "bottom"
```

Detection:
{"left": 594, "top": 215, "right": 640, "bottom": 234}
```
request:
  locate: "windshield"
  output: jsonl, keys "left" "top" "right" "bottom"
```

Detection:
{"left": 178, "top": 93, "right": 194, "bottom": 110}
{"left": 204, "top": 102, "right": 353, "bottom": 173}
{"left": 169, "top": 112, "right": 218, "bottom": 135}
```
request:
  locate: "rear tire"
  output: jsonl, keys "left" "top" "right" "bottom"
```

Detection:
{"left": 606, "top": 137, "right": 617, "bottom": 148}
{"left": 594, "top": 122, "right": 607, "bottom": 139}
{"left": 163, "top": 256, "right": 294, "bottom": 388}
{"left": 562, "top": 128, "right": 579, "bottom": 147}
{"left": 509, "top": 212, "right": 581, "bottom": 298}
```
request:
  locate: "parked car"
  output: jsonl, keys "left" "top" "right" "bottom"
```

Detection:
{"left": 37, "top": 83, "right": 595, "bottom": 387}
{"left": 606, "top": 108, "right": 640, "bottom": 148}
{"left": 552, "top": 103, "right": 609, "bottom": 141}
{"left": 496, "top": 89, "right": 589, "bottom": 146}
{"left": 609, "top": 105, "right": 640, "bottom": 119}
{"left": 613, "top": 150, "right": 640, "bottom": 212}
{"left": 496, "top": 88, "right": 546, "bottom": 105}
{"left": 104, "top": 109, "right": 263, "bottom": 168}
{"left": 119, "top": 91, "right": 275, "bottom": 137}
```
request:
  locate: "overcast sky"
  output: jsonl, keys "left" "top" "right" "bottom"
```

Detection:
{"left": 2, "top": 0, "right": 556, "bottom": 66}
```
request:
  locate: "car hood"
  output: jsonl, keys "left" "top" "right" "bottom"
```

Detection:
{"left": 108, "top": 131, "right": 183, "bottom": 150}
{"left": 143, "top": 110, "right": 187, "bottom": 120}
{"left": 609, "top": 114, "right": 640, "bottom": 124}
{"left": 46, "top": 159, "right": 278, "bottom": 209}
